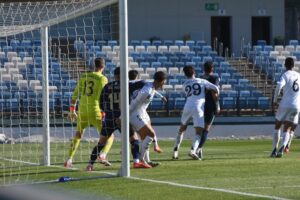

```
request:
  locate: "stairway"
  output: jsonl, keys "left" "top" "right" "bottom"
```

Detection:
{"left": 229, "top": 58, "right": 275, "bottom": 100}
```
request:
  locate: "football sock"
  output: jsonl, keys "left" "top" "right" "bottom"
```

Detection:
{"left": 198, "top": 130, "right": 208, "bottom": 148}
{"left": 287, "top": 131, "right": 294, "bottom": 148}
{"left": 101, "top": 134, "right": 114, "bottom": 155}
{"left": 144, "top": 149, "right": 150, "bottom": 163}
{"left": 153, "top": 135, "right": 159, "bottom": 148}
{"left": 173, "top": 132, "right": 184, "bottom": 151}
{"left": 192, "top": 134, "right": 201, "bottom": 153}
{"left": 281, "top": 131, "right": 290, "bottom": 149}
{"left": 130, "top": 139, "right": 140, "bottom": 161}
{"left": 68, "top": 137, "right": 81, "bottom": 159}
{"left": 272, "top": 129, "right": 280, "bottom": 150}
{"left": 90, "top": 142, "right": 105, "bottom": 165}
{"left": 141, "top": 136, "right": 153, "bottom": 162}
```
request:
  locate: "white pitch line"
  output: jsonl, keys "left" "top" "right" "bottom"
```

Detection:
{"left": 128, "top": 176, "right": 292, "bottom": 200}
{"left": 0, "top": 158, "right": 293, "bottom": 200}
{"left": 0, "top": 157, "right": 40, "bottom": 166}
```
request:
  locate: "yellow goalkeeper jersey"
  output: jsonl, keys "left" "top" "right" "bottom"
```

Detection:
{"left": 72, "top": 71, "right": 108, "bottom": 115}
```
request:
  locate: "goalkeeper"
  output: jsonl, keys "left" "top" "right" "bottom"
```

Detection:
{"left": 64, "top": 57, "right": 113, "bottom": 168}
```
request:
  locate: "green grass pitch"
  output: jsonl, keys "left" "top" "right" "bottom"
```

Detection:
{"left": 1, "top": 139, "right": 300, "bottom": 199}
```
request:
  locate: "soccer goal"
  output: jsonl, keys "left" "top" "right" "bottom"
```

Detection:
{"left": 0, "top": 0, "right": 131, "bottom": 186}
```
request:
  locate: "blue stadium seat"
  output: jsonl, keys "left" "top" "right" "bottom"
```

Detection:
{"left": 149, "top": 98, "right": 164, "bottom": 110}
{"left": 6, "top": 98, "right": 19, "bottom": 112}
{"left": 108, "top": 40, "right": 118, "bottom": 47}
{"left": 289, "top": 40, "right": 298, "bottom": 47}
{"left": 130, "top": 40, "right": 141, "bottom": 47}
{"left": 169, "top": 56, "right": 179, "bottom": 63}
{"left": 221, "top": 97, "right": 236, "bottom": 109}
{"left": 227, "top": 90, "right": 238, "bottom": 98}
{"left": 257, "top": 97, "right": 270, "bottom": 110}
{"left": 174, "top": 97, "right": 185, "bottom": 110}
{"left": 152, "top": 40, "right": 162, "bottom": 47}
{"left": 0, "top": 99, "right": 5, "bottom": 110}
{"left": 141, "top": 40, "right": 151, "bottom": 47}
{"left": 163, "top": 40, "right": 174, "bottom": 47}
{"left": 175, "top": 40, "right": 184, "bottom": 47}
{"left": 185, "top": 40, "right": 195, "bottom": 48}
{"left": 247, "top": 97, "right": 258, "bottom": 109}
{"left": 238, "top": 97, "right": 247, "bottom": 109}
{"left": 239, "top": 90, "right": 251, "bottom": 97}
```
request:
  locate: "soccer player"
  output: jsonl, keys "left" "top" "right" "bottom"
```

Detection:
{"left": 271, "top": 57, "right": 300, "bottom": 158}
{"left": 172, "top": 65, "right": 219, "bottom": 160}
{"left": 130, "top": 71, "right": 167, "bottom": 166}
{"left": 64, "top": 57, "right": 112, "bottom": 168}
{"left": 195, "top": 61, "right": 220, "bottom": 159}
{"left": 86, "top": 68, "right": 154, "bottom": 170}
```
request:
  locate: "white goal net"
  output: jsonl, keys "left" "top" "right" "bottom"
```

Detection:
{"left": 0, "top": 0, "right": 124, "bottom": 186}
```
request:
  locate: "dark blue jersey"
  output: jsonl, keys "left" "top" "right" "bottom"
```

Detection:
{"left": 200, "top": 74, "right": 220, "bottom": 111}
{"left": 100, "top": 80, "right": 120, "bottom": 115}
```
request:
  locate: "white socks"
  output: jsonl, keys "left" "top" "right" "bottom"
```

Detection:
{"left": 174, "top": 133, "right": 184, "bottom": 151}
{"left": 281, "top": 131, "right": 290, "bottom": 148}
{"left": 192, "top": 134, "right": 201, "bottom": 153}
{"left": 141, "top": 136, "right": 153, "bottom": 162}
{"left": 272, "top": 129, "right": 281, "bottom": 150}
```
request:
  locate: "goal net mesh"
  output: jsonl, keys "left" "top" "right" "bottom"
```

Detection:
{"left": 0, "top": 0, "right": 121, "bottom": 185}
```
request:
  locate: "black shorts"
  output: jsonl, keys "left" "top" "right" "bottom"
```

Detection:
{"left": 101, "top": 112, "right": 135, "bottom": 137}
{"left": 204, "top": 107, "right": 215, "bottom": 125}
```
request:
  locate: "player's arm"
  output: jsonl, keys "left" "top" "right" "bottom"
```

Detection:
{"left": 273, "top": 76, "right": 285, "bottom": 106}
{"left": 204, "top": 80, "right": 220, "bottom": 96}
{"left": 68, "top": 78, "right": 83, "bottom": 122}
{"left": 155, "top": 91, "right": 167, "bottom": 103}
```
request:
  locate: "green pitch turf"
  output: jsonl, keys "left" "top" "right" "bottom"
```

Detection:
{"left": 1, "top": 139, "right": 300, "bottom": 199}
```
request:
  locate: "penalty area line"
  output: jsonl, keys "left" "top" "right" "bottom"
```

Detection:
{"left": 128, "top": 176, "right": 292, "bottom": 200}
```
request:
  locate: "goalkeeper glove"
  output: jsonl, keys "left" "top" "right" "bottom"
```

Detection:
{"left": 101, "top": 111, "right": 106, "bottom": 121}
{"left": 68, "top": 106, "right": 77, "bottom": 122}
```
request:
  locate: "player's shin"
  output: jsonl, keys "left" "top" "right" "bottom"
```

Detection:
{"left": 89, "top": 143, "right": 105, "bottom": 165}
{"left": 198, "top": 130, "right": 208, "bottom": 149}
{"left": 192, "top": 134, "right": 201, "bottom": 153}
{"left": 68, "top": 137, "right": 81, "bottom": 159}
{"left": 173, "top": 132, "right": 184, "bottom": 151}
{"left": 141, "top": 136, "right": 153, "bottom": 162}
{"left": 272, "top": 129, "right": 281, "bottom": 150}
{"left": 281, "top": 131, "right": 290, "bottom": 149}
{"left": 130, "top": 139, "right": 140, "bottom": 163}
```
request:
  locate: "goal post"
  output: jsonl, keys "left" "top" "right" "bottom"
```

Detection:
{"left": 0, "top": 0, "right": 130, "bottom": 185}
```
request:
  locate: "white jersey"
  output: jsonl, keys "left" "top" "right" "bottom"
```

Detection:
{"left": 183, "top": 78, "right": 219, "bottom": 105}
{"left": 273, "top": 70, "right": 300, "bottom": 109}
{"left": 129, "top": 82, "right": 155, "bottom": 113}
{"left": 181, "top": 77, "right": 219, "bottom": 127}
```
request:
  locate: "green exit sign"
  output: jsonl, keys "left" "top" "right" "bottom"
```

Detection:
{"left": 205, "top": 3, "right": 219, "bottom": 11}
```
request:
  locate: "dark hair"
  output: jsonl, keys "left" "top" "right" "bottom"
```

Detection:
{"left": 204, "top": 61, "right": 213, "bottom": 73}
{"left": 129, "top": 69, "right": 139, "bottom": 80}
{"left": 285, "top": 57, "right": 294, "bottom": 70}
{"left": 153, "top": 71, "right": 167, "bottom": 82}
{"left": 114, "top": 67, "right": 120, "bottom": 76}
{"left": 183, "top": 65, "right": 195, "bottom": 78}
{"left": 94, "top": 57, "right": 105, "bottom": 69}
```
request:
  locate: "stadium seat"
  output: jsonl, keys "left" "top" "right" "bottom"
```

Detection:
{"left": 174, "top": 97, "right": 185, "bottom": 110}
{"left": 257, "top": 97, "right": 270, "bottom": 110}
{"left": 149, "top": 98, "right": 164, "bottom": 110}
{"left": 221, "top": 97, "right": 236, "bottom": 109}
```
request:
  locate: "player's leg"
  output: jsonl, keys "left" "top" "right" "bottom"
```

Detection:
{"left": 276, "top": 121, "right": 293, "bottom": 158}
{"left": 285, "top": 124, "right": 297, "bottom": 153}
{"left": 64, "top": 116, "right": 87, "bottom": 168}
{"left": 173, "top": 106, "right": 191, "bottom": 159}
{"left": 100, "top": 134, "right": 114, "bottom": 160}
{"left": 172, "top": 124, "right": 187, "bottom": 159}
{"left": 196, "top": 109, "right": 215, "bottom": 159}
{"left": 189, "top": 126, "right": 203, "bottom": 160}
{"left": 271, "top": 118, "right": 282, "bottom": 157}
{"left": 189, "top": 107, "right": 204, "bottom": 160}
{"left": 87, "top": 135, "right": 110, "bottom": 170}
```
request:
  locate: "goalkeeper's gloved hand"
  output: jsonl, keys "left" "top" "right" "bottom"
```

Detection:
{"left": 101, "top": 111, "right": 106, "bottom": 121}
{"left": 68, "top": 106, "right": 77, "bottom": 122}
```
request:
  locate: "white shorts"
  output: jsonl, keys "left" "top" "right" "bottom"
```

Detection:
{"left": 130, "top": 110, "right": 150, "bottom": 131}
{"left": 181, "top": 103, "right": 204, "bottom": 128}
{"left": 275, "top": 107, "right": 300, "bottom": 124}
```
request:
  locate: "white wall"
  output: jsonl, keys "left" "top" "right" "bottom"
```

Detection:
{"left": 128, "top": 0, "right": 284, "bottom": 55}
